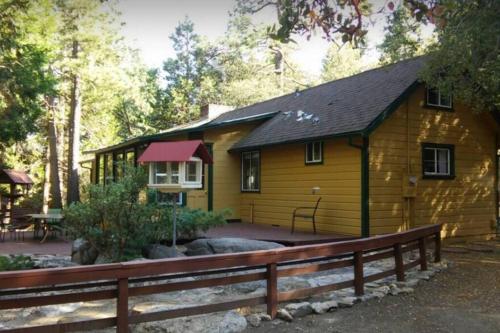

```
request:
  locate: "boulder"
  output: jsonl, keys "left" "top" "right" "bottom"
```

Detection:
{"left": 284, "top": 302, "right": 313, "bottom": 318}
{"left": 142, "top": 244, "right": 183, "bottom": 259}
{"left": 276, "top": 309, "right": 293, "bottom": 322}
{"left": 94, "top": 254, "right": 113, "bottom": 265}
{"left": 219, "top": 311, "right": 247, "bottom": 333}
{"left": 311, "top": 300, "right": 338, "bottom": 314}
{"left": 185, "top": 238, "right": 284, "bottom": 256}
{"left": 71, "top": 239, "right": 98, "bottom": 265}
{"left": 246, "top": 314, "right": 261, "bottom": 327}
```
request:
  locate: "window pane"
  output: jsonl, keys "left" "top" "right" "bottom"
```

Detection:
{"left": 437, "top": 149, "right": 449, "bottom": 174}
{"left": 306, "top": 143, "right": 313, "bottom": 162}
{"left": 427, "top": 88, "right": 439, "bottom": 105}
{"left": 185, "top": 162, "right": 198, "bottom": 182}
{"left": 313, "top": 142, "right": 321, "bottom": 161}
{"left": 242, "top": 152, "right": 259, "bottom": 191}
{"left": 169, "top": 162, "right": 179, "bottom": 184}
{"left": 439, "top": 93, "right": 452, "bottom": 107}
{"left": 98, "top": 155, "right": 105, "bottom": 184}
{"left": 105, "top": 154, "right": 113, "bottom": 184}
{"left": 423, "top": 148, "right": 436, "bottom": 174}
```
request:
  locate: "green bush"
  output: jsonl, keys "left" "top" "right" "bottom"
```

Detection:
{"left": 64, "top": 166, "right": 228, "bottom": 262}
{"left": 0, "top": 255, "right": 34, "bottom": 271}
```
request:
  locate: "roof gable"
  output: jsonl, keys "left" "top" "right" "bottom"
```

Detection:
{"left": 230, "top": 57, "right": 426, "bottom": 150}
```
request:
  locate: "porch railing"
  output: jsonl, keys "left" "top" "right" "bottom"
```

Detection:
{"left": 0, "top": 224, "right": 441, "bottom": 333}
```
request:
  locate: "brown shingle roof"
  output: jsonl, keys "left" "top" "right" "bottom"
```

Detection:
{"left": 0, "top": 170, "right": 33, "bottom": 185}
{"left": 228, "top": 56, "right": 426, "bottom": 150}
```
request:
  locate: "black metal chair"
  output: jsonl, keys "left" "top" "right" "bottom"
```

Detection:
{"left": 291, "top": 197, "right": 322, "bottom": 234}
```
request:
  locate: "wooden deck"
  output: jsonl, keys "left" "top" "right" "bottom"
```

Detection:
{"left": 200, "top": 222, "right": 356, "bottom": 246}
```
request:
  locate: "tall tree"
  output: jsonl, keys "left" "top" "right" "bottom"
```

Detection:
{"left": 378, "top": 5, "right": 424, "bottom": 64}
{"left": 0, "top": 0, "right": 54, "bottom": 148}
{"left": 321, "top": 43, "right": 367, "bottom": 82}
{"left": 160, "top": 18, "right": 222, "bottom": 127}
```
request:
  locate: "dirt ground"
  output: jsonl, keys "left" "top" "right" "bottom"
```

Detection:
{"left": 246, "top": 238, "right": 500, "bottom": 333}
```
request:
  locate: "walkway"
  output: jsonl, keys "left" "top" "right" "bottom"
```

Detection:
{"left": 246, "top": 238, "right": 500, "bottom": 333}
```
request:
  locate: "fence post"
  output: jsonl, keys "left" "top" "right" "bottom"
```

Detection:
{"left": 434, "top": 232, "right": 441, "bottom": 263}
{"left": 394, "top": 243, "right": 405, "bottom": 281}
{"left": 266, "top": 263, "right": 278, "bottom": 319}
{"left": 418, "top": 238, "right": 428, "bottom": 271}
{"left": 353, "top": 251, "right": 364, "bottom": 296}
{"left": 117, "top": 278, "right": 129, "bottom": 333}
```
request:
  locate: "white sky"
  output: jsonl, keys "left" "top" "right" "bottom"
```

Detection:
{"left": 116, "top": 0, "right": 429, "bottom": 76}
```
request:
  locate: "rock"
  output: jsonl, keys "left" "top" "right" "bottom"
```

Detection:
{"left": 276, "top": 309, "right": 293, "bottom": 322}
{"left": 399, "top": 287, "right": 414, "bottom": 294}
{"left": 32, "top": 255, "right": 76, "bottom": 268}
{"left": 246, "top": 314, "right": 261, "bottom": 327}
{"left": 219, "top": 310, "right": 247, "bottom": 333}
{"left": 71, "top": 238, "right": 99, "bottom": 265}
{"left": 337, "top": 296, "right": 357, "bottom": 308}
{"left": 184, "top": 238, "right": 284, "bottom": 256}
{"left": 259, "top": 313, "right": 272, "bottom": 321}
{"left": 285, "top": 302, "right": 313, "bottom": 318}
{"left": 142, "top": 244, "right": 183, "bottom": 259}
{"left": 94, "top": 254, "right": 113, "bottom": 265}
{"left": 311, "top": 300, "right": 338, "bottom": 314}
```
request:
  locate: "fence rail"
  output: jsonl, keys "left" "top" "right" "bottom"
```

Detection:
{"left": 0, "top": 224, "right": 442, "bottom": 333}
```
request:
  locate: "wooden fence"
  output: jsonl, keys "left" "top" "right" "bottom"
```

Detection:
{"left": 0, "top": 224, "right": 441, "bottom": 333}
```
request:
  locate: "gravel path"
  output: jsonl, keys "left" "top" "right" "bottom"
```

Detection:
{"left": 246, "top": 239, "right": 500, "bottom": 333}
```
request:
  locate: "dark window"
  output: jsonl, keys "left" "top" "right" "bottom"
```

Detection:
{"left": 156, "top": 191, "right": 185, "bottom": 206}
{"left": 426, "top": 87, "right": 452, "bottom": 108}
{"left": 306, "top": 141, "right": 323, "bottom": 164}
{"left": 422, "top": 143, "right": 455, "bottom": 179}
{"left": 242, "top": 151, "right": 260, "bottom": 192}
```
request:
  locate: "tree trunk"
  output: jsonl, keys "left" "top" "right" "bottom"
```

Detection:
{"left": 42, "top": 147, "right": 50, "bottom": 214}
{"left": 67, "top": 40, "right": 81, "bottom": 205}
{"left": 48, "top": 96, "right": 63, "bottom": 208}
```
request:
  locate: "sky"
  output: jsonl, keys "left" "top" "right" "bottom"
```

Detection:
{"left": 116, "top": 0, "right": 425, "bottom": 76}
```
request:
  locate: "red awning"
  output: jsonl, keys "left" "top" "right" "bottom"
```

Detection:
{"left": 137, "top": 140, "right": 213, "bottom": 164}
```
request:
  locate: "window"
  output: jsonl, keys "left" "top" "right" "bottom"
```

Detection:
{"left": 422, "top": 143, "right": 455, "bottom": 179}
{"left": 242, "top": 151, "right": 260, "bottom": 192}
{"left": 149, "top": 158, "right": 202, "bottom": 188}
{"left": 305, "top": 141, "right": 323, "bottom": 164}
{"left": 426, "top": 87, "right": 452, "bottom": 108}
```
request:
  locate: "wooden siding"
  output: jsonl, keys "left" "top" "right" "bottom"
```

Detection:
{"left": 240, "top": 140, "right": 361, "bottom": 236}
{"left": 369, "top": 85, "right": 498, "bottom": 238}
{"left": 203, "top": 123, "right": 259, "bottom": 219}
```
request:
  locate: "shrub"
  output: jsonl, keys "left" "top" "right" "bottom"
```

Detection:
{"left": 64, "top": 166, "right": 228, "bottom": 262}
{"left": 0, "top": 255, "right": 34, "bottom": 271}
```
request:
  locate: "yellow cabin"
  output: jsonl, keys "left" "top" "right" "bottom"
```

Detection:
{"left": 87, "top": 57, "right": 499, "bottom": 240}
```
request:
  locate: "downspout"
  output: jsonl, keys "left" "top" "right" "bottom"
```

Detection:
{"left": 348, "top": 135, "right": 370, "bottom": 238}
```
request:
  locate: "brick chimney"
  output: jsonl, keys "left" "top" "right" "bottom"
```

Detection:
{"left": 200, "top": 104, "right": 234, "bottom": 119}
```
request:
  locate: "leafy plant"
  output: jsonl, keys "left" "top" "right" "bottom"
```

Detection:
{"left": 0, "top": 255, "right": 34, "bottom": 271}
{"left": 64, "top": 166, "right": 228, "bottom": 262}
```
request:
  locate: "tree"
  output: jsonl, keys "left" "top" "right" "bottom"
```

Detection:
{"left": 321, "top": 43, "right": 367, "bottom": 82}
{"left": 0, "top": 0, "right": 54, "bottom": 147}
{"left": 419, "top": 0, "right": 500, "bottom": 113}
{"left": 378, "top": 5, "right": 424, "bottom": 64}
{"left": 160, "top": 18, "right": 222, "bottom": 127}
{"left": 243, "top": 0, "right": 500, "bottom": 112}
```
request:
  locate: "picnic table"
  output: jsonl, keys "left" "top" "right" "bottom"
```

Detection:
{"left": 25, "top": 213, "right": 64, "bottom": 243}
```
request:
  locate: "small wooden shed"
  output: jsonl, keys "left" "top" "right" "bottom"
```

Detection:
{"left": 0, "top": 169, "right": 33, "bottom": 210}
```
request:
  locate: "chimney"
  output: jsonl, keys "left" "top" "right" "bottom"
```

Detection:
{"left": 200, "top": 104, "right": 234, "bottom": 119}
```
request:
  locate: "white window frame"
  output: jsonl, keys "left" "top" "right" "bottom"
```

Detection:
{"left": 148, "top": 157, "right": 203, "bottom": 189}
{"left": 426, "top": 87, "right": 452, "bottom": 109}
{"left": 305, "top": 141, "right": 323, "bottom": 164}
{"left": 423, "top": 147, "right": 451, "bottom": 176}
{"left": 241, "top": 151, "right": 260, "bottom": 192}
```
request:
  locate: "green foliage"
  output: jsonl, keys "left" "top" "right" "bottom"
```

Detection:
{"left": 0, "top": 255, "right": 34, "bottom": 271}
{"left": 321, "top": 43, "right": 368, "bottom": 82}
{"left": 378, "top": 6, "right": 425, "bottom": 64}
{"left": 0, "top": 0, "right": 55, "bottom": 145}
{"left": 64, "top": 166, "right": 228, "bottom": 262}
{"left": 419, "top": 0, "right": 500, "bottom": 113}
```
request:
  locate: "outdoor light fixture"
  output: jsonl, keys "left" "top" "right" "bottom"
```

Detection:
{"left": 138, "top": 140, "right": 213, "bottom": 254}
